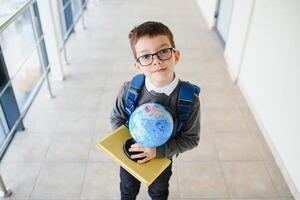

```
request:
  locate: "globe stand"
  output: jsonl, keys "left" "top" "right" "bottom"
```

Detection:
{"left": 123, "top": 138, "right": 146, "bottom": 162}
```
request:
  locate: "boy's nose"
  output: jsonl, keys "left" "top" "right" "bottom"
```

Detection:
{"left": 152, "top": 55, "right": 162, "bottom": 65}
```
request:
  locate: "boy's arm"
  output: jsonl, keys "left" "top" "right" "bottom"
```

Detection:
{"left": 110, "top": 82, "right": 130, "bottom": 130}
{"left": 156, "top": 96, "right": 201, "bottom": 158}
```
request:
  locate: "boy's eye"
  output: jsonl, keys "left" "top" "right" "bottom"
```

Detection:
{"left": 158, "top": 48, "right": 171, "bottom": 56}
{"left": 140, "top": 54, "right": 152, "bottom": 60}
{"left": 159, "top": 49, "right": 170, "bottom": 54}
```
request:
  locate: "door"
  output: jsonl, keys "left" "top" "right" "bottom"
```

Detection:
{"left": 215, "top": 0, "right": 234, "bottom": 46}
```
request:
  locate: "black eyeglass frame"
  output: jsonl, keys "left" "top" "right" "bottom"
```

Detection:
{"left": 136, "top": 47, "right": 176, "bottom": 67}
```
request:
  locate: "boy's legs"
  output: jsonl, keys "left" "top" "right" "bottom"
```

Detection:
{"left": 148, "top": 163, "right": 172, "bottom": 200}
{"left": 120, "top": 166, "right": 141, "bottom": 200}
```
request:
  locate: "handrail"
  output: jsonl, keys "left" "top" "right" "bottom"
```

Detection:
{"left": 0, "top": 0, "right": 35, "bottom": 33}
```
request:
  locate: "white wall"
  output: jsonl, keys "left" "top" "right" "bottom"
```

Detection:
{"left": 224, "top": 0, "right": 254, "bottom": 81}
{"left": 196, "top": 0, "right": 218, "bottom": 29}
{"left": 197, "top": 0, "right": 300, "bottom": 198}
{"left": 238, "top": 0, "right": 300, "bottom": 195}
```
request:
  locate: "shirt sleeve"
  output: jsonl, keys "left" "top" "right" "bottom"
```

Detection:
{"left": 110, "top": 82, "right": 130, "bottom": 130}
{"left": 156, "top": 95, "right": 201, "bottom": 158}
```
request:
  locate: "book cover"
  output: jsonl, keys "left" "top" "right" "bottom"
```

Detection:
{"left": 97, "top": 125, "right": 171, "bottom": 186}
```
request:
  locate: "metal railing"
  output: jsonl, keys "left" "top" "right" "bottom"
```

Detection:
{"left": 58, "top": 0, "right": 88, "bottom": 64}
{"left": 0, "top": 0, "right": 54, "bottom": 196}
{"left": 0, "top": 0, "right": 89, "bottom": 196}
{"left": 0, "top": 0, "right": 54, "bottom": 155}
{"left": 0, "top": 175, "right": 11, "bottom": 197}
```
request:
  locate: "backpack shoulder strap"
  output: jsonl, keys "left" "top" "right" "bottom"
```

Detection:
{"left": 176, "top": 81, "right": 201, "bottom": 132}
{"left": 125, "top": 74, "right": 145, "bottom": 117}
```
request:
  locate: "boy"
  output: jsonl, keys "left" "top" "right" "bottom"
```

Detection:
{"left": 111, "top": 21, "right": 201, "bottom": 200}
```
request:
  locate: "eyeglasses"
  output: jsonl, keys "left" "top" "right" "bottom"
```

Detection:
{"left": 136, "top": 48, "right": 175, "bottom": 66}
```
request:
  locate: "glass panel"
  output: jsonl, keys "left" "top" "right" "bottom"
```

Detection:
{"left": 0, "top": 0, "right": 29, "bottom": 25}
{"left": 11, "top": 48, "right": 42, "bottom": 112}
{"left": 0, "top": 106, "right": 9, "bottom": 146}
{"left": 33, "top": 2, "right": 49, "bottom": 67}
{"left": 0, "top": 1, "right": 45, "bottom": 158}
{"left": 62, "top": 0, "right": 74, "bottom": 34}
{"left": 1, "top": 44, "right": 23, "bottom": 132}
{"left": 0, "top": 8, "right": 36, "bottom": 78}
{"left": 71, "top": 0, "right": 82, "bottom": 21}
{"left": 0, "top": 123, "right": 6, "bottom": 146}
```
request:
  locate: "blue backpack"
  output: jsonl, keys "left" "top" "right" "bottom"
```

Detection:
{"left": 124, "top": 74, "right": 201, "bottom": 132}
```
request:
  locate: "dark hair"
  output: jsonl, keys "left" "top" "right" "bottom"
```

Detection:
{"left": 128, "top": 21, "right": 176, "bottom": 58}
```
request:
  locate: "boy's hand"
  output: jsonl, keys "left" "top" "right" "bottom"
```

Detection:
{"left": 129, "top": 143, "right": 156, "bottom": 164}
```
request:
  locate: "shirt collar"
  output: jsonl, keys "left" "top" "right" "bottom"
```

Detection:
{"left": 145, "top": 74, "right": 179, "bottom": 96}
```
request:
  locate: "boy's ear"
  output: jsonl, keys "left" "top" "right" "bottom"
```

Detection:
{"left": 175, "top": 50, "right": 180, "bottom": 64}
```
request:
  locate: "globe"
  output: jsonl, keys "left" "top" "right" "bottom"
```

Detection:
{"left": 128, "top": 103, "right": 174, "bottom": 148}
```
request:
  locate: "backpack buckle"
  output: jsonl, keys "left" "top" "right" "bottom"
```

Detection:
{"left": 178, "top": 99, "right": 193, "bottom": 106}
{"left": 125, "top": 104, "right": 135, "bottom": 116}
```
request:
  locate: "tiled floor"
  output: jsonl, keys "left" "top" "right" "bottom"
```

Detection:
{"left": 0, "top": 0, "right": 294, "bottom": 199}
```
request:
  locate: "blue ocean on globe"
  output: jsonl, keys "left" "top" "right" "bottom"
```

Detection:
{"left": 129, "top": 103, "right": 174, "bottom": 147}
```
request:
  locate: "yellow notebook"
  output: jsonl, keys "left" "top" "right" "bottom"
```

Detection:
{"left": 97, "top": 125, "right": 171, "bottom": 186}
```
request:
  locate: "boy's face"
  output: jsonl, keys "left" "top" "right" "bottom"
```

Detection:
{"left": 134, "top": 35, "right": 180, "bottom": 87}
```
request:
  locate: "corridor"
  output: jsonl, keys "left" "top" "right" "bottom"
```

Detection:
{"left": 0, "top": 0, "right": 293, "bottom": 199}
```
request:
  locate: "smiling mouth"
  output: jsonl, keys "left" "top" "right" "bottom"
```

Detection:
{"left": 153, "top": 68, "right": 166, "bottom": 73}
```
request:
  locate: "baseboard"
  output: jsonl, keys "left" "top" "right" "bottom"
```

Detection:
{"left": 295, "top": 190, "right": 300, "bottom": 200}
{"left": 195, "top": 0, "right": 214, "bottom": 30}
{"left": 237, "top": 79, "right": 299, "bottom": 200}
{"left": 223, "top": 53, "right": 236, "bottom": 82}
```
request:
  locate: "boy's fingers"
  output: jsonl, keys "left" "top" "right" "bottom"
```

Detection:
{"left": 129, "top": 147, "right": 142, "bottom": 152}
{"left": 137, "top": 157, "right": 150, "bottom": 164}
{"left": 129, "top": 145, "right": 144, "bottom": 152}
{"left": 131, "top": 152, "right": 147, "bottom": 159}
{"left": 131, "top": 143, "right": 141, "bottom": 148}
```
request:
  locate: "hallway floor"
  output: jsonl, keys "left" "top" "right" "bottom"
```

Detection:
{"left": 0, "top": 0, "right": 294, "bottom": 199}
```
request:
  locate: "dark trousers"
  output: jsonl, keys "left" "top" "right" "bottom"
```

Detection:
{"left": 120, "top": 163, "right": 172, "bottom": 200}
